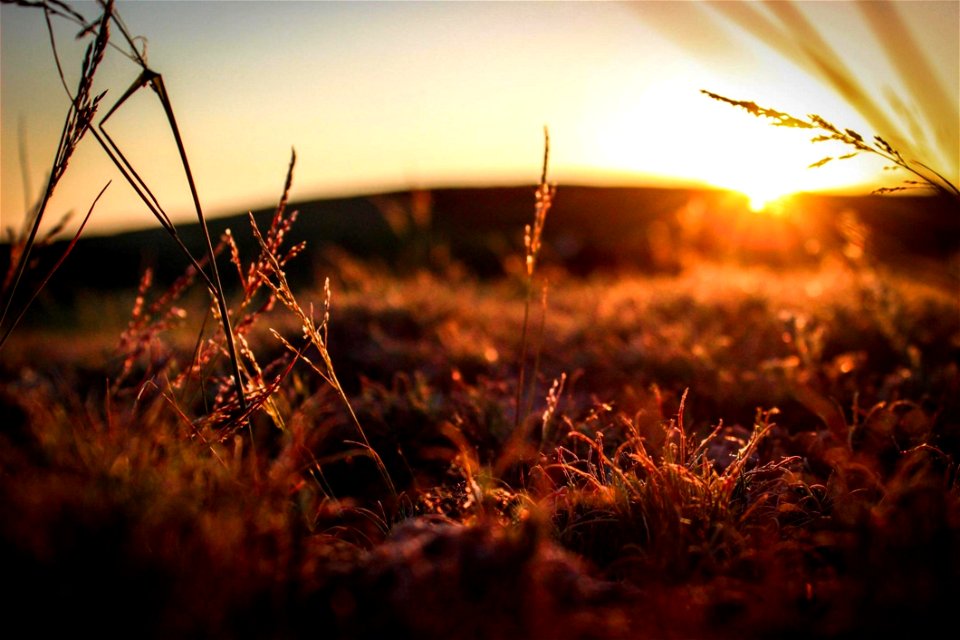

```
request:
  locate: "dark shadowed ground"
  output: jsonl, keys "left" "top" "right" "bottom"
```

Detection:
{"left": 2, "top": 186, "right": 958, "bottom": 638}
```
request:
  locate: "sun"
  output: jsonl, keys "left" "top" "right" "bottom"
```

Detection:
{"left": 582, "top": 79, "right": 882, "bottom": 207}
{"left": 742, "top": 185, "right": 793, "bottom": 214}
{"left": 693, "top": 129, "right": 813, "bottom": 214}
{"left": 746, "top": 192, "right": 774, "bottom": 213}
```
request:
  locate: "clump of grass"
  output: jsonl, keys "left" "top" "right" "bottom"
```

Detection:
{"left": 536, "top": 395, "right": 798, "bottom": 581}
{"left": 250, "top": 208, "right": 397, "bottom": 498}
{"left": 102, "top": 146, "right": 399, "bottom": 497}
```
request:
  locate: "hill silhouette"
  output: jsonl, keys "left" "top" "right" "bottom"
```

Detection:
{"left": 4, "top": 186, "right": 957, "bottom": 298}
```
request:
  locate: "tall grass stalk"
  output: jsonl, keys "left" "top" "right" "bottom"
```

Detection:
{"left": 515, "top": 127, "right": 556, "bottom": 429}
{"left": 2, "top": 0, "right": 248, "bottom": 416}
{"left": 523, "top": 282, "right": 550, "bottom": 422}
{"left": 78, "top": 4, "right": 249, "bottom": 415}
{"left": 94, "top": 13, "right": 247, "bottom": 414}
{"left": 702, "top": 90, "right": 960, "bottom": 201}
{"left": 707, "top": 1, "right": 957, "bottom": 179}
{"left": 0, "top": 0, "right": 113, "bottom": 351}
{"left": 246, "top": 190, "right": 398, "bottom": 498}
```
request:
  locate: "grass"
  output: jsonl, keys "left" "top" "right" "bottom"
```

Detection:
{"left": 3, "top": 1, "right": 960, "bottom": 638}
{"left": 4, "top": 250, "right": 958, "bottom": 637}
{"left": 706, "top": 1, "right": 958, "bottom": 195}
{"left": 702, "top": 90, "right": 960, "bottom": 200}
{"left": 0, "top": 0, "right": 112, "bottom": 350}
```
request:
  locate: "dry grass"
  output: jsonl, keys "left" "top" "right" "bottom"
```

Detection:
{"left": 4, "top": 214, "right": 958, "bottom": 637}
{"left": 2, "top": 2, "right": 959, "bottom": 638}
{"left": 0, "top": 0, "right": 113, "bottom": 350}
{"left": 702, "top": 90, "right": 960, "bottom": 200}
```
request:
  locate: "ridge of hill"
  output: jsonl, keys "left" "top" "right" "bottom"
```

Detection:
{"left": 4, "top": 185, "right": 957, "bottom": 295}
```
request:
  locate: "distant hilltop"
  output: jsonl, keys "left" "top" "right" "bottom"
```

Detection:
{"left": 4, "top": 186, "right": 957, "bottom": 295}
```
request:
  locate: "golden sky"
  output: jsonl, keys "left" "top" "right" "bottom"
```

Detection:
{"left": 1, "top": 1, "right": 957, "bottom": 235}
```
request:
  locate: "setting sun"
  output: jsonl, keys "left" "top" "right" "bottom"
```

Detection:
{"left": 584, "top": 71, "right": 887, "bottom": 211}
{"left": 744, "top": 190, "right": 790, "bottom": 214}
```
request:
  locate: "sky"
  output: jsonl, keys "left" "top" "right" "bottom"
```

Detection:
{"left": 1, "top": 1, "right": 957, "bottom": 236}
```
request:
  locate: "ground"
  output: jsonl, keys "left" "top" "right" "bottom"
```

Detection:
{"left": 2, "top": 193, "right": 959, "bottom": 638}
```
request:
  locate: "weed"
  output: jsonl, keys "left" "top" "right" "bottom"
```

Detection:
{"left": 702, "top": 90, "right": 960, "bottom": 200}
{"left": 0, "top": 0, "right": 113, "bottom": 351}
{"left": 515, "top": 127, "right": 557, "bottom": 429}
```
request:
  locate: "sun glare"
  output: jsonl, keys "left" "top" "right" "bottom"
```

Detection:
{"left": 746, "top": 190, "right": 783, "bottom": 214}
{"left": 740, "top": 179, "right": 796, "bottom": 213}
{"left": 585, "top": 75, "right": 881, "bottom": 207}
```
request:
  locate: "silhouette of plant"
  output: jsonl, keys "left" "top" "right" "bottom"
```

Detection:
{"left": 702, "top": 90, "right": 960, "bottom": 201}
{"left": 0, "top": 0, "right": 114, "bottom": 351}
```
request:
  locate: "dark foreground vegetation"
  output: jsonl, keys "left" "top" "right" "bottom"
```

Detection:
{"left": 3, "top": 178, "right": 959, "bottom": 638}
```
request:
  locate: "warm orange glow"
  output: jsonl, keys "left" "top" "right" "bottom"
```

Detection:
{"left": 745, "top": 190, "right": 791, "bottom": 215}
{"left": 0, "top": 1, "right": 954, "bottom": 236}
{"left": 676, "top": 191, "right": 825, "bottom": 258}
{"left": 586, "top": 78, "right": 882, "bottom": 207}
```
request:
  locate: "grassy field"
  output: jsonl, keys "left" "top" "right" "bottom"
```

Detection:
{"left": 2, "top": 2, "right": 958, "bottom": 637}
{"left": 3, "top": 187, "right": 958, "bottom": 637}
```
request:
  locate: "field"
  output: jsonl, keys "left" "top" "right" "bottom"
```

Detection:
{"left": 2, "top": 2, "right": 959, "bottom": 637}
{"left": 3, "top": 179, "right": 959, "bottom": 638}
